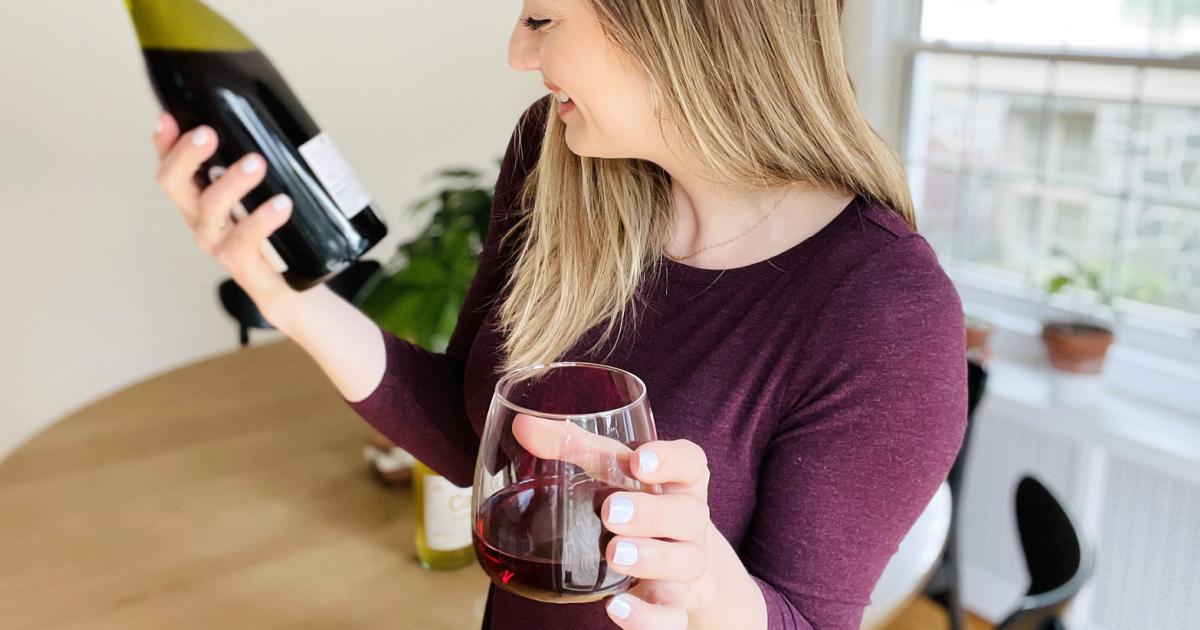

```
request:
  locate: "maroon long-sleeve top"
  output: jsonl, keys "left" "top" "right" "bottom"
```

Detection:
{"left": 346, "top": 96, "right": 967, "bottom": 630}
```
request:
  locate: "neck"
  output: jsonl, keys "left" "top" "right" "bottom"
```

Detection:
{"left": 656, "top": 153, "right": 856, "bottom": 269}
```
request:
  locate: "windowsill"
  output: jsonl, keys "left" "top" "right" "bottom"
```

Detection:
{"left": 981, "top": 357, "right": 1200, "bottom": 469}
{"left": 952, "top": 274, "right": 1200, "bottom": 420}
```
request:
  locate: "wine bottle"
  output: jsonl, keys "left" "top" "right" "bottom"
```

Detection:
{"left": 124, "top": 0, "right": 388, "bottom": 291}
{"left": 412, "top": 461, "right": 476, "bottom": 570}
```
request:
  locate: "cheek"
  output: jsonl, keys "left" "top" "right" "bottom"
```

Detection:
{"left": 566, "top": 65, "right": 658, "bottom": 158}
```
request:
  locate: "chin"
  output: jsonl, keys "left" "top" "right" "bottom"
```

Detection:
{"left": 563, "top": 127, "right": 628, "bottom": 159}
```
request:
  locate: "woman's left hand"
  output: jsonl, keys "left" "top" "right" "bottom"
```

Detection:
{"left": 511, "top": 415, "right": 763, "bottom": 630}
{"left": 599, "top": 439, "right": 718, "bottom": 629}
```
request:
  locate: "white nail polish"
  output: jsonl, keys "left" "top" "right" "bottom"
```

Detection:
{"left": 272, "top": 196, "right": 292, "bottom": 212}
{"left": 613, "top": 540, "right": 638, "bottom": 566}
{"left": 607, "top": 596, "right": 631, "bottom": 620}
{"left": 241, "top": 155, "right": 262, "bottom": 174}
{"left": 192, "top": 128, "right": 210, "bottom": 147}
{"left": 608, "top": 496, "right": 634, "bottom": 525}
{"left": 639, "top": 450, "right": 659, "bottom": 474}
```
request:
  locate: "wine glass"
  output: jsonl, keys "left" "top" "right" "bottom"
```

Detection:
{"left": 471, "top": 362, "right": 658, "bottom": 603}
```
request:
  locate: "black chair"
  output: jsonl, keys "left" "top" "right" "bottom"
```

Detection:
{"left": 996, "top": 476, "right": 1093, "bottom": 630}
{"left": 218, "top": 259, "right": 382, "bottom": 346}
{"left": 924, "top": 359, "right": 988, "bottom": 630}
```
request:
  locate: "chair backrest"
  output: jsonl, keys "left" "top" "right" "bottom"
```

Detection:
{"left": 967, "top": 360, "right": 988, "bottom": 420}
{"left": 946, "top": 360, "right": 988, "bottom": 496}
{"left": 218, "top": 279, "right": 273, "bottom": 331}
{"left": 997, "top": 476, "right": 1094, "bottom": 630}
{"left": 326, "top": 259, "right": 382, "bottom": 306}
{"left": 218, "top": 259, "right": 383, "bottom": 343}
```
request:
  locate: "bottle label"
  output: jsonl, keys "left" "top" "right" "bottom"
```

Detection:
{"left": 297, "top": 132, "right": 372, "bottom": 219}
{"left": 423, "top": 473, "right": 473, "bottom": 551}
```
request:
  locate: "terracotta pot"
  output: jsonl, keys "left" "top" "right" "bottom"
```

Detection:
{"left": 965, "top": 322, "right": 993, "bottom": 364}
{"left": 1042, "top": 322, "right": 1114, "bottom": 374}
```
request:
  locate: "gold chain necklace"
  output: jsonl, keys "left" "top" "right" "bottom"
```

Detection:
{"left": 665, "top": 182, "right": 796, "bottom": 262}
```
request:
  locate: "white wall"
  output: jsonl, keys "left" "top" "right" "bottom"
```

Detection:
{"left": 0, "top": 0, "right": 542, "bottom": 461}
{"left": 840, "top": 0, "right": 922, "bottom": 153}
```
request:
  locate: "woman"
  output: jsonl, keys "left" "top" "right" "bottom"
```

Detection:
{"left": 150, "top": 0, "right": 966, "bottom": 628}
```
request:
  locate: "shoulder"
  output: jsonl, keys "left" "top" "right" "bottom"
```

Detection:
{"left": 781, "top": 198, "right": 966, "bottom": 434}
{"left": 788, "top": 197, "right": 964, "bottom": 395}
{"left": 822, "top": 197, "right": 959, "bottom": 323}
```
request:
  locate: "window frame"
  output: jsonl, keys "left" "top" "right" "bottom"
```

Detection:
{"left": 889, "top": 1, "right": 1200, "bottom": 415}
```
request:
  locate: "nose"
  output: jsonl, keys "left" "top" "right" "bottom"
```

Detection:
{"left": 508, "top": 21, "right": 541, "bottom": 72}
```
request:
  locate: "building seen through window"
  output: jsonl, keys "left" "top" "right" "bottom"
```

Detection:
{"left": 908, "top": 0, "right": 1200, "bottom": 332}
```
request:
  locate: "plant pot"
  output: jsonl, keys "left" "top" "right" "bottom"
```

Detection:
{"left": 965, "top": 321, "right": 994, "bottom": 364}
{"left": 1041, "top": 322, "right": 1114, "bottom": 375}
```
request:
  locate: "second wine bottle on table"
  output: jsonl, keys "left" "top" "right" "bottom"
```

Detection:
{"left": 413, "top": 461, "right": 476, "bottom": 570}
{"left": 125, "top": 0, "right": 388, "bottom": 291}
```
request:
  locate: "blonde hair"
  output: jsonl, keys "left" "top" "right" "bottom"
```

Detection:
{"left": 499, "top": 0, "right": 913, "bottom": 370}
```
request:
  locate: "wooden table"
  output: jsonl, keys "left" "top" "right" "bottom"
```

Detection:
{"left": 0, "top": 339, "right": 490, "bottom": 630}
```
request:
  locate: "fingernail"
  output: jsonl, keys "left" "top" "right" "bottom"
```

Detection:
{"left": 612, "top": 540, "right": 638, "bottom": 566}
{"left": 154, "top": 116, "right": 163, "bottom": 135}
{"left": 192, "top": 127, "right": 210, "bottom": 147}
{"left": 639, "top": 450, "right": 659, "bottom": 474}
{"left": 608, "top": 496, "right": 634, "bottom": 525}
{"left": 607, "top": 596, "right": 631, "bottom": 620}
{"left": 241, "top": 155, "right": 262, "bottom": 174}
{"left": 272, "top": 195, "right": 292, "bottom": 212}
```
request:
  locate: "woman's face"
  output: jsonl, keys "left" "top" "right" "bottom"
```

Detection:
{"left": 509, "top": 0, "right": 664, "bottom": 160}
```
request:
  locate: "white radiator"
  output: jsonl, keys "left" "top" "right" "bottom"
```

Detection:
{"left": 957, "top": 369, "right": 1200, "bottom": 630}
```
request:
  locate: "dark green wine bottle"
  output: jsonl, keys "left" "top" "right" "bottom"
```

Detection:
{"left": 125, "top": 0, "right": 388, "bottom": 291}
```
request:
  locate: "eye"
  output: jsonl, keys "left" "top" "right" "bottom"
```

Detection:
{"left": 523, "top": 16, "right": 551, "bottom": 31}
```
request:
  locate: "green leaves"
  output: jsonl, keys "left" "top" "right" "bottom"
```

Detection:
{"left": 1045, "top": 247, "right": 1114, "bottom": 306}
{"left": 358, "top": 167, "right": 495, "bottom": 353}
{"left": 1047, "top": 274, "right": 1072, "bottom": 294}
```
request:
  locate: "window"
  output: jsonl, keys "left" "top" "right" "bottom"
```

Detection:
{"left": 906, "top": 0, "right": 1200, "bottom": 340}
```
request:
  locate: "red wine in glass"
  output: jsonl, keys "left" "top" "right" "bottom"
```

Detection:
{"left": 473, "top": 475, "right": 626, "bottom": 603}
{"left": 472, "top": 362, "right": 657, "bottom": 603}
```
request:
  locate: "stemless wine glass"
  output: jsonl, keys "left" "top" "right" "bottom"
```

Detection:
{"left": 471, "top": 362, "right": 658, "bottom": 604}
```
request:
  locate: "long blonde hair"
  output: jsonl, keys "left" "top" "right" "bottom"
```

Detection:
{"left": 499, "top": 0, "right": 913, "bottom": 370}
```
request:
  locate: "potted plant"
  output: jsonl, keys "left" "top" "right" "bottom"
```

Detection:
{"left": 1041, "top": 250, "right": 1116, "bottom": 408}
{"left": 356, "top": 167, "right": 495, "bottom": 484}
{"left": 1041, "top": 250, "right": 1116, "bottom": 374}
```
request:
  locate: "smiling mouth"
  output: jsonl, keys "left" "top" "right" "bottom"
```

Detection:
{"left": 543, "top": 80, "right": 572, "bottom": 104}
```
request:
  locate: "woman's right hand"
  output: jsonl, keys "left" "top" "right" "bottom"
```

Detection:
{"left": 152, "top": 111, "right": 299, "bottom": 321}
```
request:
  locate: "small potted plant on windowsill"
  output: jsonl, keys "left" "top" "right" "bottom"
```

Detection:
{"left": 1041, "top": 249, "right": 1116, "bottom": 408}
{"left": 965, "top": 313, "right": 994, "bottom": 364}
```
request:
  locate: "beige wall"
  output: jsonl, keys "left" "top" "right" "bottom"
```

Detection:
{"left": 0, "top": 0, "right": 542, "bottom": 460}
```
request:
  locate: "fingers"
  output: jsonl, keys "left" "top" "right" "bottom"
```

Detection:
{"left": 631, "top": 440, "right": 710, "bottom": 499}
{"left": 602, "top": 492, "right": 709, "bottom": 542}
{"left": 606, "top": 536, "right": 707, "bottom": 583}
{"left": 193, "top": 153, "right": 267, "bottom": 253}
{"left": 605, "top": 592, "right": 688, "bottom": 630}
{"left": 212, "top": 193, "right": 292, "bottom": 268}
{"left": 511, "top": 414, "right": 635, "bottom": 484}
{"left": 155, "top": 123, "right": 217, "bottom": 214}
{"left": 153, "top": 111, "right": 180, "bottom": 160}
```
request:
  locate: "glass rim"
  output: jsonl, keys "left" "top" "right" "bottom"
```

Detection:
{"left": 493, "top": 361, "right": 648, "bottom": 420}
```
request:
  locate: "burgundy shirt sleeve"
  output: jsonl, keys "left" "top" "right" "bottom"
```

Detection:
{"left": 343, "top": 97, "right": 551, "bottom": 488}
{"left": 741, "top": 235, "right": 967, "bottom": 629}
